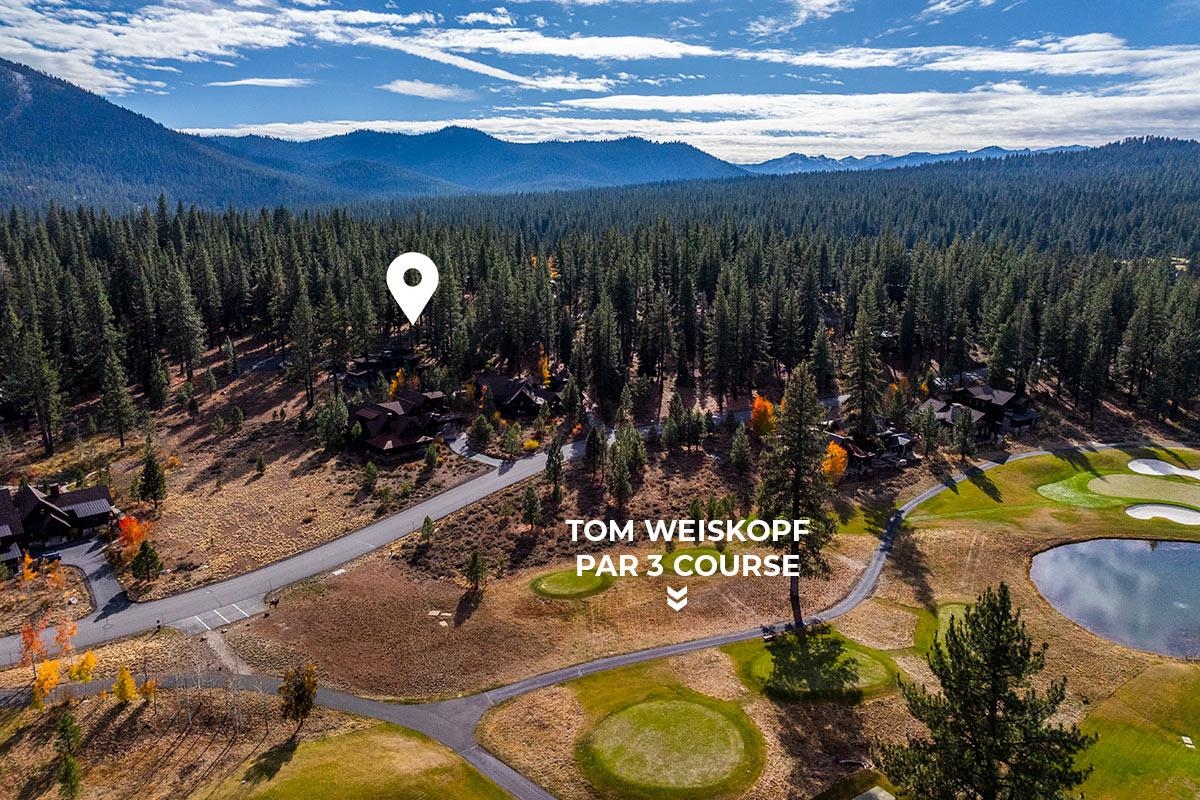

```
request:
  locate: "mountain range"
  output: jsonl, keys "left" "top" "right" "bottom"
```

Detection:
{"left": 1, "top": 56, "right": 1089, "bottom": 208}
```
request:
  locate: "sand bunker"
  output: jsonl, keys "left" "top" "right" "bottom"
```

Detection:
{"left": 1125, "top": 504, "right": 1200, "bottom": 526}
{"left": 1127, "top": 458, "right": 1200, "bottom": 481}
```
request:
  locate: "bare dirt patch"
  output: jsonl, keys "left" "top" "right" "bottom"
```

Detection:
{"left": 477, "top": 685, "right": 588, "bottom": 800}
{"left": 0, "top": 565, "right": 92, "bottom": 636}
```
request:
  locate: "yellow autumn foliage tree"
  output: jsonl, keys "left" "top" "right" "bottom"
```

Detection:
{"left": 113, "top": 664, "right": 137, "bottom": 704}
{"left": 32, "top": 659, "right": 62, "bottom": 709}
{"left": 68, "top": 651, "right": 97, "bottom": 684}
{"left": 822, "top": 441, "right": 849, "bottom": 484}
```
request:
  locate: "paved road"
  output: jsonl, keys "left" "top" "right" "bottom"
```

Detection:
{"left": 0, "top": 438, "right": 587, "bottom": 666}
{"left": 3, "top": 439, "right": 1179, "bottom": 799}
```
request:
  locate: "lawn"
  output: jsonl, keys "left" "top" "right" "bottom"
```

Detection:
{"left": 530, "top": 567, "right": 614, "bottom": 599}
{"left": 208, "top": 723, "right": 509, "bottom": 800}
{"left": 1079, "top": 663, "right": 1200, "bottom": 799}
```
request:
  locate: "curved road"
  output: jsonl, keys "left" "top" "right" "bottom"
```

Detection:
{"left": 2, "top": 440, "right": 1179, "bottom": 798}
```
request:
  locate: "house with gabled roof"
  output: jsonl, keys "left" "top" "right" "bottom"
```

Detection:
{"left": 349, "top": 389, "right": 448, "bottom": 455}
{"left": 0, "top": 484, "right": 117, "bottom": 570}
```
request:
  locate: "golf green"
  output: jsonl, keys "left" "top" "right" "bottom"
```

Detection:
{"left": 586, "top": 700, "right": 747, "bottom": 791}
{"left": 726, "top": 629, "right": 897, "bottom": 701}
{"left": 530, "top": 568, "right": 614, "bottom": 599}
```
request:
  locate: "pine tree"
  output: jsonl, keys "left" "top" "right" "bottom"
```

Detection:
{"left": 287, "top": 289, "right": 319, "bottom": 406}
{"left": 584, "top": 425, "right": 607, "bottom": 477}
{"left": 879, "top": 584, "right": 1095, "bottom": 799}
{"left": 756, "top": 363, "right": 836, "bottom": 627}
{"left": 841, "top": 303, "right": 883, "bottom": 446}
{"left": 544, "top": 432, "right": 564, "bottom": 498}
{"left": 144, "top": 355, "right": 170, "bottom": 410}
{"left": 100, "top": 350, "right": 136, "bottom": 448}
{"left": 730, "top": 423, "right": 751, "bottom": 476}
{"left": 587, "top": 294, "right": 625, "bottom": 420}
{"left": 810, "top": 324, "right": 834, "bottom": 395}
{"left": 464, "top": 548, "right": 488, "bottom": 594}
{"left": 222, "top": 336, "right": 240, "bottom": 377}
{"left": 139, "top": 447, "right": 167, "bottom": 508}
{"left": 130, "top": 540, "right": 163, "bottom": 581}
{"left": 521, "top": 484, "right": 542, "bottom": 530}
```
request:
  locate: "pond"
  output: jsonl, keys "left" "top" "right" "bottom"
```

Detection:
{"left": 1031, "top": 538, "right": 1200, "bottom": 659}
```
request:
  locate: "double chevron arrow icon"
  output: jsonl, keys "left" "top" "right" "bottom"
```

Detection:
{"left": 666, "top": 585, "right": 688, "bottom": 611}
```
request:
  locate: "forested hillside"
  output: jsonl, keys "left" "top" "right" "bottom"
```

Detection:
{"left": 1, "top": 193, "right": 1197, "bottom": 457}
{"left": 383, "top": 138, "right": 1200, "bottom": 259}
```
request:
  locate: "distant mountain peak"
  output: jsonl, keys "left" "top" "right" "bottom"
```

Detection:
{"left": 741, "top": 145, "right": 1090, "bottom": 175}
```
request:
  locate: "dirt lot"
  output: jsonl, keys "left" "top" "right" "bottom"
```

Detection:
{"left": 1, "top": 336, "right": 488, "bottom": 601}
{"left": 225, "top": 529, "right": 875, "bottom": 701}
{"left": 0, "top": 564, "right": 92, "bottom": 637}
{"left": 402, "top": 447, "right": 761, "bottom": 581}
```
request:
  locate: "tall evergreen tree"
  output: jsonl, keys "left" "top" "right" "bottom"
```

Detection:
{"left": 100, "top": 349, "right": 136, "bottom": 447}
{"left": 756, "top": 363, "right": 836, "bottom": 627}
{"left": 841, "top": 303, "right": 883, "bottom": 446}
{"left": 879, "top": 584, "right": 1095, "bottom": 800}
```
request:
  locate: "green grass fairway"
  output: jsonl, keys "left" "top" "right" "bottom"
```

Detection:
{"left": 587, "top": 700, "right": 745, "bottom": 790}
{"left": 1088, "top": 474, "right": 1200, "bottom": 510}
{"left": 1080, "top": 663, "right": 1200, "bottom": 799}
{"left": 1036, "top": 471, "right": 1127, "bottom": 508}
{"left": 911, "top": 448, "right": 1200, "bottom": 537}
{"left": 209, "top": 724, "right": 508, "bottom": 800}
{"left": 571, "top": 661, "right": 766, "bottom": 799}
{"left": 912, "top": 602, "right": 968, "bottom": 655}
{"left": 531, "top": 568, "right": 614, "bottom": 599}
{"left": 724, "top": 628, "right": 897, "bottom": 701}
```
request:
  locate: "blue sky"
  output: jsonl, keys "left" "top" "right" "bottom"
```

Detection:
{"left": 2, "top": 0, "right": 1199, "bottom": 160}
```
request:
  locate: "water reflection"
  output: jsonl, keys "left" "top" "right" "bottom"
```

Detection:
{"left": 1031, "top": 538, "right": 1200, "bottom": 658}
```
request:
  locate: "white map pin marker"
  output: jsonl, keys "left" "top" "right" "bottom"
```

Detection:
{"left": 386, "top": 252, "right": 440, "bottom": 325}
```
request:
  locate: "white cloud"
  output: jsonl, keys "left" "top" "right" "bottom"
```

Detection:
{"left": 749, "top": 0, "right": 855, "bottom": 37}
{"left": 376, "top": 78, "right": 475, "bottom": 99}
{"left": 206, "top": 76, "right": 313, "bottom": 87}
{"left": 920, "top": 0, "right": 997, "bottom": 18}
{"left": 456, "top": 7, "right": 514, "bottom": 26}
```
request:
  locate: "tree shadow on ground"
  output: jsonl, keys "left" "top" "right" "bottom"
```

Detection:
{"left": 963, "top": 465, "right": 1002, "bottom": 503}
{"left": 454, "top": 590, "right": 483, "bottom": 627}
{"left": 765, "top": 625, "right": 861, "bottom": 701}
{"left": 242, "top": 737, "right": 298, "bottom": 785}
{"left": 888, "top": 531, "right": 936, "bottom": 612}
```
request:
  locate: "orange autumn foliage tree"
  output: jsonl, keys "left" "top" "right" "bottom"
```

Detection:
{"left": 53, "top": 611, "right": 77, "bottom": 655}
{"left": 117, "top": 516, "right": 148, "bottom": 560}
{"left": 20, "top": 616, "right": 48, "bottom": 676}
{"left": 749, "top": 396, "right": 776, "bottom": 437}
{"left": 21, "top": 551, "right": 36, "bottom": 582}
{"left": 823, "top": 442, "right": 849, "bottom": 484}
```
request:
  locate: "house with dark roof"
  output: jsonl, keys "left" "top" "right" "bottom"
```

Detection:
{"left": 915, "top": 398, "right": 990, "bottom": 440}
{"left": 0, "top": 484, "right": 117, "bottom": 570}
{"left": 475, "top": 368, "right": 569, "bottom": 419}
{"left": 349, "top": 389, "right": 448, "bottom": 455}
{"left": 951, "top": 384, "right": 1040, "bottom": 434}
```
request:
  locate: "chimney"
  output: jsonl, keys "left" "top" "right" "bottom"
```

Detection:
{"left": 48, "top": 483, "right": 61, "bottom": 498}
